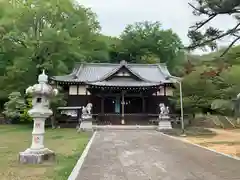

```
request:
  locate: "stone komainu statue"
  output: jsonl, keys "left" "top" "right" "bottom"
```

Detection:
{"left": 159, "top": 103, "right": 169, "bottom": 118}
{"left": 81, "top": 103, "right": 93, "bottom": 119}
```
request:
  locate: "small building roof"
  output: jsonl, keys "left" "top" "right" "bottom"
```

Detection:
{"left": 51, "top": 60, "right": 175, "bottom": 87}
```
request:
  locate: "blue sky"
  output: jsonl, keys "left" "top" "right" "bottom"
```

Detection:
{"left": 80, "top": 0, "right": 237, "bottom": 53}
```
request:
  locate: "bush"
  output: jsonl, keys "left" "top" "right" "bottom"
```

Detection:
{"left": 3, "top": 92, "right": 26, "bottom": 123}
{"left": 2, "top": 92, "right": 33, "bottom": 123}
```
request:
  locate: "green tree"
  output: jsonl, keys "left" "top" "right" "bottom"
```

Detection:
{"left": 222, "top": 45, "right": 240, "bottom": 65}
{"left": 188, "top": 0, "right": 240, "bottom": 56}
{"left": 210, "top": 65, "right": 240, "bottom": 116}
{"left": 0, "top": 0, "right": 109, "bottom": 96}
{"left": 117, "top": 21, "right": 184, "bottom": 70}
{"left": 174, "top": 66, "right": 219, "bottom": 116}
{"left": 101, "top": 35, "right": 122, "bottom": 63}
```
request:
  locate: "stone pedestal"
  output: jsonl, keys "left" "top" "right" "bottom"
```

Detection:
{"left": 19, "top": 113, "right": 55, "bottom": 164}
{"left": 19, "top": 148, "right": 55, "bottom": 164}
{"left": 79, "top": 118, "right": 93, "bottom": 131}
{"left": 158, "top": 116, "right": 172, "bottom": 130}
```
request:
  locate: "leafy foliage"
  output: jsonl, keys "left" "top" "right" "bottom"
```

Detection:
{"left": 188, "top": 0, "right": 240, "bottom": 56}
{"left": 0, "top": 0, "right": 109, "bottom": 96}
{"left": 174, "top": 66, "right": 218, "bottom": 114}
{"left": 21, "top": 96, "right": 33, "bottom": 122}
{"left": 111, "top": 21, "right": 185, "bottom": 70}
{"left": 2, "top": 0, "right": 240, "bottom": 124}
{"left": 0, "top": 1, "right": 184, "bottom": 101}
{"left": 3, "top": 92, "right": 26, "bottom": 121}
{"left": 177, "top": 45, "right": 240, "bottom": 117}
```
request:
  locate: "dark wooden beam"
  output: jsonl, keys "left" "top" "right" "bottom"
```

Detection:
{"left": 164, "top": 85, "right": 166, "bottom": 96}
{"left": 142, "top": 96, "right": 145, "bottom": 113}
{"left": 93, "top": 93, "right": 153, "bottom": 98}
{"left": 101, "top": 94, "right": 104, "bottom": 114}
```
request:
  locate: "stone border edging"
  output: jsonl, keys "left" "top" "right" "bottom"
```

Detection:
{"left": 159, "top": 132, "right": 240, "bottom": 161}
{"left": 68, "top": 131, "right": 97, "bottom": 180}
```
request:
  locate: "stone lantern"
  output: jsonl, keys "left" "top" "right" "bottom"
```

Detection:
{"left": 19, "top": 70, "right": 58, "bottom": 164}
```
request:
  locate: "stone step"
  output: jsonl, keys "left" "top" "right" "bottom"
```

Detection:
{"left": 93, "top": 125, "right": 157, "bottom": 130}
{"left": 158, "top": 121, "right": 172, "bottom": 130}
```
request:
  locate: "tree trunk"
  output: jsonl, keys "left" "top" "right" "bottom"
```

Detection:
{"left": 50, "top": 116, "right": 55, "bottom": 129}
{"left": 51, "top": 109, "right": 56, "bottom": 129}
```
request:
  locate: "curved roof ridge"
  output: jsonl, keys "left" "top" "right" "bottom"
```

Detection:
{"left": 69, "top": 67, "right": 78, "bottom": 76}
{"left": 157, "top": 64, "right": 167, "bottom": 77}
{"left": 90, "top": 60, "right": 156, "bottom": 83}
{"left": 157, "top": 64, "right": 171, "bottom": 76}
{"left": 129, "top": 62, "right": 167, "bottom": 66}
{"left": 74, "top": 64, "right": 84, "bottom": 79}
{"left": 78, "top": 62, "right": 120, "bottom": 66}
{"left": 156, "top": 64, "right": 172, "bottom": 83}
{"left": 75, "top": 61, "right": 167, "bottom": 67}
{"left": 51, "top": 64, "right": 80, "bottom": 80}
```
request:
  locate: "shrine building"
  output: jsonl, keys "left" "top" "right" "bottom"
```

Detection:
{"left": 51, "top": 60, "right": 177, "bottom": 125}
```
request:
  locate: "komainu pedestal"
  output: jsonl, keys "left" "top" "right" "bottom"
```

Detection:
{"left": 79, "top": 118, "right": 93, "bottom": 131}
{"left": 78, "top": 103, "right": 93, "bottom": 132}
{"left": 158, "top": 116, "right": 172, "bottom": 130}
{"left": 19, "top": 70, "right": 58, "bottom": 164}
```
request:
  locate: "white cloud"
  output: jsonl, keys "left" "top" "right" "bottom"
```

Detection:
{"left": 80, "top": 0, "right": 237, "bottom": 53}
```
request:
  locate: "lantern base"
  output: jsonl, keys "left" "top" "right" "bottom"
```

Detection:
{"left": 19, "top": 148, "right": 55, "bottom": 164}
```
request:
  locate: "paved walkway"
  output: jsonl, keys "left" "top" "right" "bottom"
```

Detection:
{"left": 76, "top": 130, "right": 240, "bottom": 180}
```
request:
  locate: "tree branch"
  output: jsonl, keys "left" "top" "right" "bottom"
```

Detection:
{"left": 188, "top": 1, "right": 240, "bottom": 55}
{"left": 187, "top": 23, "right": 240, "bottom": 50}
{"left": 191, "top": 14, "right": 217, "bottom": 31}
{"left": 233, "top": 33, "right": 240, "bottom": 38}
{"left": 188, "top": 3, "right": 213, "bottom": 15}
{"left": 9, "top": 37, "right": 27, "bottom": 48}
{"left": 189, "top": 2, "right": 240, "bottom": 15}
{"left": 220, "top": 36, "right": 240, "bottom": 57}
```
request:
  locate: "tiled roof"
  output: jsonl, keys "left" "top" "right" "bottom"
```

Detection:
{"left": 51, "top": 61, "right": 174, "bottom": 86}
{"left": 88, "top": 79, "right": 161, "bottom": 87}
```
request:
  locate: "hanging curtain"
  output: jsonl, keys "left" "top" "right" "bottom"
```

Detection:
{"left": 115, "top": 97, "right": 120, "bottom": 113}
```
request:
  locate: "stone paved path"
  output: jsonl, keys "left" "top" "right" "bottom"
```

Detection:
{"left": 76, "top": 130, "right": 240, "bottom": 180}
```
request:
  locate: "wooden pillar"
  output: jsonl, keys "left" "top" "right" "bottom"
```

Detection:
{"left": 164, "top": 85, "right": 166, "bottom": 96}
{"left": 121, "top": 90, "right": 125, "bottom": 124}
{"left": 85, "top": 87, "right": 88, "bottom": 104}
{"left": 101, "top": 95, "right": 104, "bottom": 114}
{"left": 142, "top": 96, "right": 145, "bottom": 113}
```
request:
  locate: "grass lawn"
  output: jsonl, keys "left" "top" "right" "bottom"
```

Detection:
{"left": 0, "top": 125, "right": 90, "bottom": 180}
